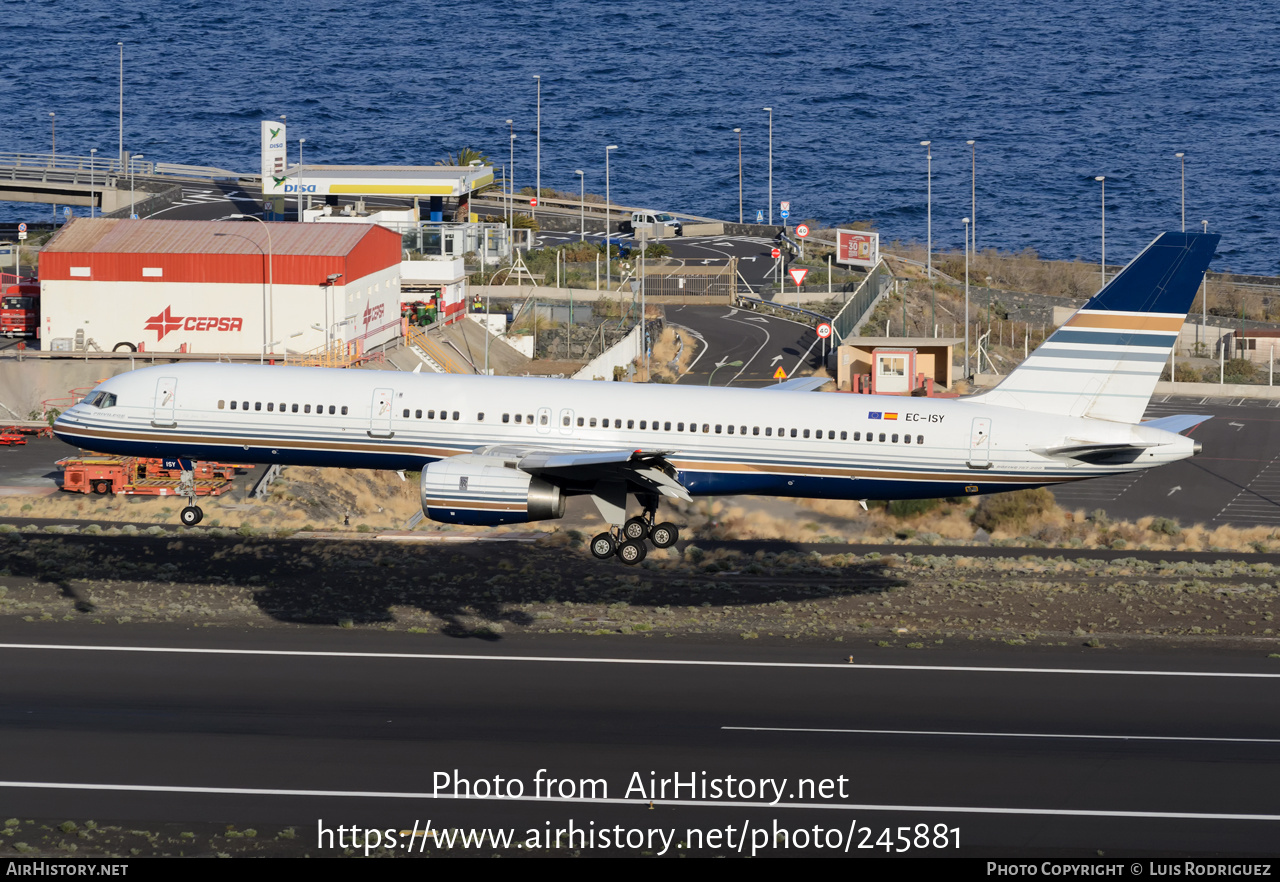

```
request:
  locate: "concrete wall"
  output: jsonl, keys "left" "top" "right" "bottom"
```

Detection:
{"left": 572, "top": 322, "right": 641, "bottom": 381}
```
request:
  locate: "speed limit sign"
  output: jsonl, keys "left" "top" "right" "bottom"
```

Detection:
{"left": 817, "top": 322, "right": 832, "bottom": 339}
{"left": 771, "top": 247, "right": 781, "bottom": 259}
{"left": 796, "top": 223, "right": 810, "bottom": 238}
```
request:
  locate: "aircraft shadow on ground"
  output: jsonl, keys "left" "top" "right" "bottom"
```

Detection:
{"left": 1, "top": 533, "right": 906, "bottom": 640}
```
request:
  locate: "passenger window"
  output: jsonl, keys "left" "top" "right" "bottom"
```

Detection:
{"left": 727, "top": 425, "right": 734, "bottom": 434}
{"left": 716, "top": 425, "right": 722, "bottom": 434}
{"left": 627, "top": 420, "right": 634, "bottom": 429}
{"left": 562, "top": 415, "right": 570, "bottom": 427}
{"left": 255, "top": 402, "right": 262, "bottom": 411}
{"left": 917, "top": 435, "right": 924, "bottom": 444}
{"left": 341, "top": 406, "right": 348, "bottom": 415}
{"left": 790, "top": 429, "right": 797, "bottom": 438}
{"left": 841, "top": 431, "right": 848, "bottom": 440}
{"left": 478, "top": 413, "right": 485, "bottom": 422}
{"left": 664, "top": 422, "right": 671, "bottom": 431}
{"left": 590, "top": 418, "right": 597, "bottom": 427}
{"left": 526, "top": 414, "right": 532, "bottom": 424}
{"left": 415, "top": 410, "right": 422, "bottom": 419}
{"left": 903, "top": 435, "right": 911, "bottom": 444}
{"left": 230, "top": 401, "right": 237, "bottom": 410}
{"left": 602, "top": 418, "right": 609, "bottom": 428}
{"left": 577, "top": 417, "right": 584, "bottom": 426}
{"left": 243, "top": 401, "right": 249, "bottom": 411}
{"left": 765, "top": 427, "right": 772, "bottom": 437}
{"left": 516, "top": 414, "right": 523, "bottom": 423}
{"left": 268, "top": 403, "right": 275, "bottom": 412}
{"left": 892, "top": 433, "right": 898, "bottom": 442}
{"left": 503, "top": 414, "right": 510, "bottom": 423}
{"left": 539, "top": 413, "right": 547, "bottom": 425}
{"left": 879, "top": 433, "right": 886, "bottom": 442}
{"left": 753, "top": 427, "right": 759, "bottom": 435}
{"left": 740, "top": 426, "right": 746, "bottom": 435}
{"left": 803, "top": 429, "right": 810, "bottom": 439}
{"left": 403, "top": 409, "right": 410, "bottom": 418}
{"left": 304, "top": 404, "right": 310, "bottom": 413}
{"left": 292, "top": 404, "right": 298, "bottom": 413}
{"left": 329, "top": 406, "right": 335, "bottom": 414}
{"left": 677, "top": 422, "right": 684, "bottom": 431}
{"left": 639, "top": 420, "right": 646, "bottom": 429}
{"left": 218, "top": 400, "right": 225, "bottom": 410}
{"left": 279, "top": 403, "right": 285, "bottom": 412}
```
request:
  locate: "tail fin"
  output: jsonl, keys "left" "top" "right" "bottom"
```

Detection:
{"left": 973, "top": 231, "right": 1219, "bottom": 424}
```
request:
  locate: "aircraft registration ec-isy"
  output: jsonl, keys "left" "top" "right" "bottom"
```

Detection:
{"left": 54, "top": 231, "right": 1218, "bottom": 564}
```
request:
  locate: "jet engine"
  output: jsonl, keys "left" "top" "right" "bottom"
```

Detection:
{"left": 421, "top": 454, "right": 566, "bottom": 525}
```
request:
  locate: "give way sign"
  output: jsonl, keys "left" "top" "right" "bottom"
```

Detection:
{"left": 788, "top": 268, "right": 809, "bottom": 286}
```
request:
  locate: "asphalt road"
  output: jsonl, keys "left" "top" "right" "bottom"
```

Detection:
{"left": 665, "top": 304, "right": 826, "bottom": 386}
{"left": 1, "top": 625, "right": 1276, "bottom": 857}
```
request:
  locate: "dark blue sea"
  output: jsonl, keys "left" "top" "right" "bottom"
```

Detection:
{"left": 5, "top": 0, "right": 1278, "bottom": 273}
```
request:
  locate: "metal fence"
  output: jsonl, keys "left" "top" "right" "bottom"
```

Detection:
{"left": 830, "top": 259, "right": 893, "bottom": 343}
{"left": 641, "top": 259, "right": 738, "bottom": 303}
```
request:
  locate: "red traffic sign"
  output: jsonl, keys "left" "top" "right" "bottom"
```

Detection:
{"left": 789, "top": 268, "right": 809, "bottom": 286}
{"left": 795, "top": 223, "right": 810, "bottom": 238}
{"left": 529, "top": 197, "right": 538, "bottom": 207}
{"left": 817, "top": 322, "right": 832, "bottom": 339}
{"left": 771, "top": 247, "right": 781, "bottom": 259}
{"left": 16, "top": 223, "right": 26, "bottom": 232}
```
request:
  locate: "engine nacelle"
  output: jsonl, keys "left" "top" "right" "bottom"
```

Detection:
{"left": 421, "top": 454, "right": 566, "bottom": 525}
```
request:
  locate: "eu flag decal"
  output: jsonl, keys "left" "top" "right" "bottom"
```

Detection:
{"left": 868, "top": 412, "right": 882, "bottom": 419}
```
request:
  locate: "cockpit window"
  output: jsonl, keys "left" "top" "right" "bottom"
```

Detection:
{"left": 82, "top": 391, "right": 117, "bottom": 408}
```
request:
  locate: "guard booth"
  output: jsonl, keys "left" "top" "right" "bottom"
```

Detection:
{"left": 836, "top": 337, "right": 959, "bottom": 394}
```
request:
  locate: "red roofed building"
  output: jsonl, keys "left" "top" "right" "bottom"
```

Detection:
{"left": 39, "top": 218, "right": 403, "bottom": 356}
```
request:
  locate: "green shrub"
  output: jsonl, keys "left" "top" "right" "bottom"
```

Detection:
{"left": 885, "top": 498, "right": 941, "bottom": 519}
{"left": 971, "top": 488, "right": 1056, "bottom": 533}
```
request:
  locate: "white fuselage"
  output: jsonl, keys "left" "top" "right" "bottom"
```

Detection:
{"left": 52, "top": 363, "right": 1197, "bottom": 503}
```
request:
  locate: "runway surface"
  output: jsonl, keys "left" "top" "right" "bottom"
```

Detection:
{"left": 1, "top": 624, "right": 1275, "bottom": 856}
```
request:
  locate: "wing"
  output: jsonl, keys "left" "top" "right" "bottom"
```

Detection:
{"left": 474, "top": 444, "right": 691, "bottom": 504}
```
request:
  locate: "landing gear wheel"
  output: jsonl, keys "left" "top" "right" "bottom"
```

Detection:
{"left": 650, "top": 522, "right": 679, "bottom": 549}
{"left": 623, "top": 516, "right": 649, "bottom": 541}
{"left": 590, "top": 532, "right": 617, "bottom": 560}
{"left": 180, "top": 505, "right": 203, "bottom": 527}
{"left": 617, "top": 540, "right": 647, "bottom": 565}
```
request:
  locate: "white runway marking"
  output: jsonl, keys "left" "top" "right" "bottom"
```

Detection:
{"left": 1, "top": 779, "right": 1276, "bottom": 821}
{"left": 724, "top": 726, "right": 1280, "bottom": 744}
{"left": 1, "top": 643, "right": 1278, "bottom": 678}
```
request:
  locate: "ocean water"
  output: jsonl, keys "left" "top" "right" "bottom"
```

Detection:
{"left": 5, "top": 0, "right": 1279, "bottom": 273}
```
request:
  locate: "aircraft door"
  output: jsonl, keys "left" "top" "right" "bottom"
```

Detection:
{"left": 968, "top": 418, "right": 992, "bottom": 469}
{"left": 559, "top": 408, "right": 575, "bottom": 436}
{"left": 370, "top": 388, "right": 394, "bottom": 438}
{"left": 152, "top": 376, "right": 177, "bottom": 427}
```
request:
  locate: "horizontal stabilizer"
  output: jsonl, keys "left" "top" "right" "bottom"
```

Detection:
{"left": 767, "top": 376, "right": 832, "bottom": 392}
{"left": 1141, "top": 414, "right": 1212, "bottom": 435}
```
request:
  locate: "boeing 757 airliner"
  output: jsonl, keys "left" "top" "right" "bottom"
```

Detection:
{"left": 54, "top": 231, "right": 1218, "bottom": 564}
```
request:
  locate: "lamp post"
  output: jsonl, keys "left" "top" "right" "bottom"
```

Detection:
{"left": 963, "top": 217, "right": 971, "bottom": 377}
{"left": 533, "top": 75, "right": 540, "bottom": 220}
{"left": 229, "top": 214, "right": 275, "bottom": 364}
{"left": 129, "top": 153, "right": 144, "bottom": 218}
{"left": 606, "top": 144, "right": 618, "bottom": 291}
{"left": 298, "top": 137, "right": 306, "bottom": 222}
{"left": 763, "top": 107, "right": 773, "bottom": 225}
{"left": 89, "top": 148, "right": 97, "bottom": 219}
{"left": 921, "top": 140, "right": 933, "bottom": 330}
{"left": 734, "top": 127, "right": 743, "bottom": 224}
{"left": 323, "top": 272, "right": 342, "bottom": 351}
{"left": 1095, "top": 175, "right": 1106, "bottom": 290}
{"left": 967, "top": 139, "right": 976, "bottom": 251}
{"left": 49, "top": 112, "right": 56, "bottom": 220}
{"left": 506, "top": 119, "right": 514, "bottom": 224}
{"left": 1175, "top": 152, "right": 1186, "bottom": 232}
{"left": 575, "top": 169, "right": 584, "bottom": 242}
{"left": 117, "top": 42, "right": 124, "bottom": 167}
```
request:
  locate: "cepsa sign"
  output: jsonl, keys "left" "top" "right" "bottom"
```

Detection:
{"left": 836, "top": 229, "right": 879, "bottom": 268}
{"left": 144, "top": 306, "right": 244, "bottom": 341}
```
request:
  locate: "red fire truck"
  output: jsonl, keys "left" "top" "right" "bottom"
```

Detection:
{"left": 0, "top": 274, "right": 39, "bottom": 338}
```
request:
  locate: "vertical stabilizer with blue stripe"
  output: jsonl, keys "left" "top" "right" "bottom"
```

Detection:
{"left": 972, "top": 231, "right": 1218, "bottom": 424}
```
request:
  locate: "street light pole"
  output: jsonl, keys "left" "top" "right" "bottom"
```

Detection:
{"left": 117, "top": 42, "right": 124, "bottom": 168}
{"left": 89, "top": 148, "right": 97, "bottom": 219}
{"left": 298, "top": 137, "right": 306, "bottom": 222}
{"left": 1175, "top": 152, "right": 1186, "bottom": 232}
{"left": 1096, "top": 175, "right": 1106, "bottom": 290}
{"left": 575, "top": 169, "right": 584, "bottom": 242}
{"left": 505, "top": 119, "right": 514, "bottom": 227}
{"left": 230, "top": 214, "right": 274, "bottom": 364}
{"left": 49, "top": 112, "right": 56, "bottom": 220}
{"left": 763, "top": 107, "right": 773, "bottom": 225}
{"left": 963, "top": 217, "right": 971, "bottom": 377}
{"left": 533, "top": 75, "right": 540, "bottom": 220}
{"left": 606, "top": 144, "right": 618, "bottom": 291}
{"left": 734, "top": 128, "right": 742, "bottom": 223}
{"left": 921, "top": 140, "right": 933, "bottom": 331}
{"left": 967, "top": 139, "right": 976, "bottom": 252}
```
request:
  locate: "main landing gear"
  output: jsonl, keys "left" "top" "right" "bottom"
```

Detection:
{"left": 589, "top": 501, "right": 680, "bottom": 566}
{"left": 177, "top": 467, "right": 203, "bottom": 527}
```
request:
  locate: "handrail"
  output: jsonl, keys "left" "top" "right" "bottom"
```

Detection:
{"left": 407, "top": 327, "right": 467, "bottom": 374}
